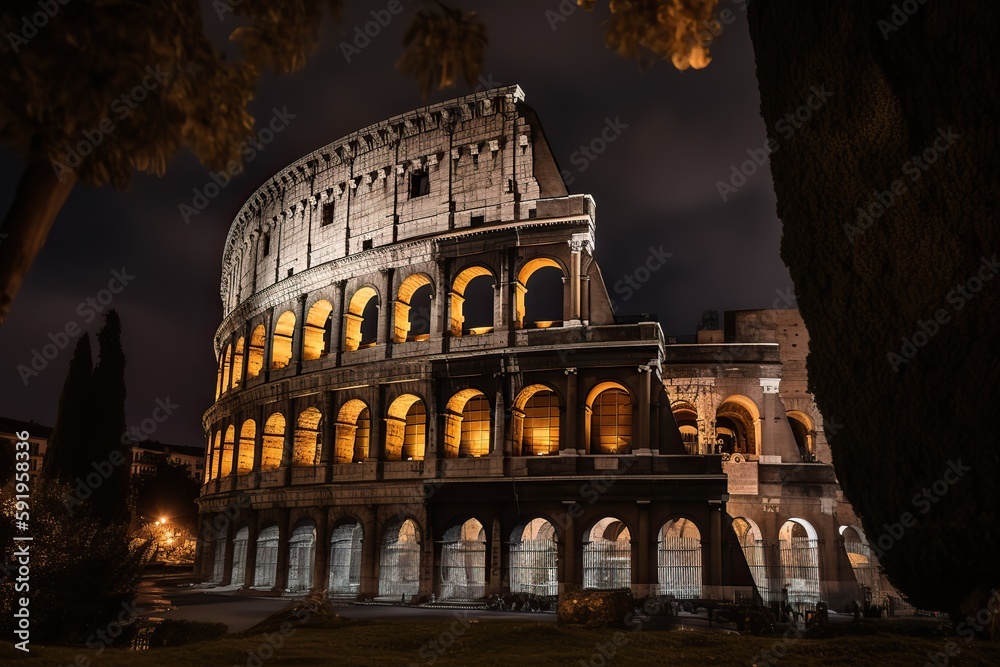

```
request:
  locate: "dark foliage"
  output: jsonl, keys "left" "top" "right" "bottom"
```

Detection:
{"left": 40, "top": 334, "right": 92, "bottom": 484}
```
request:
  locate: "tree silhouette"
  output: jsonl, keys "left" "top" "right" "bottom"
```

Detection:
{"left": 40, "top": 334, "right": 92, "bottom": 484}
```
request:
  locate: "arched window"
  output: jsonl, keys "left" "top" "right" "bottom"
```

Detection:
{"left": 230, "top": 337, "right": 245, "bottom": 389}
{"left": 715, "top": 396, "right": 759, "bottom": 455}
{"left": 513, "top": 385, "right": 561, "bottom": 456}
{"left": 287, "top": 521, "right": 317, "bottom": 593}
{"left": 657, "top": 518, "right": 702, "bottom": 599}
{"left": 787, "top": 411, "right": 814, "bottom": 460}
{"left": 329, "top": 521, "right": 363, "bottom": 596}
{"left": 333, "top": 400, "right": 370, "bottom": 464}
{"left": 220, "top": 425, "right": 235, "bottom": 477}
{"left": 440, "top": 519, "right": 486, "bottom": 600}
{"left": 394, "top": 274, "right": 434, "bottom": 342}
{"left": 379, "top": 518, "right": 420, "bottom": 599}
{"left": 261, "top": 413, "right": 285, "bottom": 471}
{"left": 293, "top": 407, "right": 322, "bottom": 467}
{"left": 247, "top": 325, "right": 266, "bottom": 379}
{"left": 207, "top": 431, "right": 221, "bottom": 481}
{"left": 779, "top": 519, "right": 821, "bottom": 609}
{"left": 254, "top": 525, "right": 279, "bottom": 588}
{"left": 220, "top": 344, "right": 232, "bottom": 396}
{"left": 515, "top": 258, "right": 564, "bottom": 329}
{"left": 442, "top": 389, "right": 491, "bottom": 458}
{"left": 588, "top": 384, "right": 632, "bottom": 454}
{"left": 672, "top": 401, "right": 699, "bottom": 454}
{"left": 303, "top": 300, "right": 334, "bottom": 361}
{"left": 509, "top": 518, "right": 557, "bottom": 596}
{"left": 231, "top": 526, "right": 249, "bottom": 587}
{"left": 211, "top": 527, "right": 226, "bottom": 583}
{"left": 237, "top": 419, "right": 256, "bottom": 473}
{"left": 271, "top": 311, "right": 296, "bottom": 369}
{"left": 385, "top": 395, "right": 426, "bottom": 461}
{"left": 583, "top": 517, "right": 631, "bottom": 590}
{"left": 449, "top": 266, "right": 495, "bottom": 336}
{"left": 344, "top": 287, "right": 379, "bottom": 352}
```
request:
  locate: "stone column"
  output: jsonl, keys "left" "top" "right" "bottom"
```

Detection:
{"left": 636, "top": 502, "right": 651, "bottom": 597}
{"left": 637, "top": 365, "right": 652, "bottom": 453}
{"left": 252, "top": 404, "right": 265, "bottom": 473}
{"left": 293, "top": 293, "right": 307, "bottom": 372}
{"left": 710, "top": 501, "right": 723, "bottom": 591}
{"left": 244, "top": 514, "right": 259, "bottom": 588}
{"left": 313, "top": 512, "right": 330, "bottom": 593}
{"left": 332, "top": 280, "right": 346, "bottom": 363}
{"left": 262, "top": 306, "right": 275, "bottom": 381}
{"left": 488, "top": 515, "right": 503, "bottom": 596}
{"left": 360, "top": 513, "right": 378, "bottom": 598}
{"left": 563, "top": 368, "right": 579, "bottom": 452}
{"left": 273, "top": 508, "right": 291, "bottom": 593}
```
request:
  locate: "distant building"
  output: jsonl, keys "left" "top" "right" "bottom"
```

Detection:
{"left": 0, "top": 416, "right": 51, "bottom": 482}
{"left": 131, "top": 440, "right": 205, "bottom": 481}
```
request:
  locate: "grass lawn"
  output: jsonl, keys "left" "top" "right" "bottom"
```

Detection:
{"left": 3, "top": 616, "right": 999, "bottom": 666}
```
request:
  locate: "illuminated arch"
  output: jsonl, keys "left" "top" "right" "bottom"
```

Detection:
{"left": 840, "top": 525, "right": 880, "bottom": 602}
{"left": 237, "top": 419, "right": 256, "bottom": 473}
{"left": 586, "top": 381, "right": 633, "bottom": 454}
{"left": 231, "top": 526, "right": 249, "bottom": 587}
{"left": 715, "top": 395, "right": 760, "bottom": 455}
{"left": 779, "top": 518, "right": 821, "bottom": 608}
{"left": 254, "top": 524, "right": 280, "bottom": 588}
{"left": 379, "top": 518, "right": 421, "bottom": 599}
{"left": 207, "top": 430, "right": 221, "bottom": 481}
{"left": 393, "top": 273, "right": 434, "bottom": 343}
{"left": 303, "top": 300, "right": 334, "bottom": 361}
{"left": 230, "top": 337, "right": 245, "bottom": 389}
{"left": 247, "top": 324, "right": 266, "bottom": 379}
{"left": 271, "top": 311, "right": 296, "bottom": 369}
{"left": 657, "top": 518, "right": 703, "bottom": 598}
{"left": 512, "top": 384, "right": 561, "bottom": 456}
{"left": 672, "top": 401, "right": 699, "bottom": 454}
{"left": 293, "top": 407, "right": 323, "bottom": 467}
{"left": 440, "top": 518, "right": 487, "bottom": 600}
{"left": 509, "top": 518, "right": 558, "bottom": 596}
{"left": 385, "top": 394, "right": 425, "bottom": 461}
{"left": 583, "top": 517, "right": 632, "bottom": 590}
{"left": 261, "top": 412, "right": 285, "bottom": 471}
{"left": 441, "top": 389, "right": 491, "bottom": 458}
{"left": 333, "top": 399, "right": 371, "bottom": 464}
{"left": 287, "top": 520, "right": 317, "bottom": 593}
{"left": 220, "top": 425, "right": 235, "bottom": 477}
{"left": 329, "top": 521, "right": 363, "bottom": 595}
{"left": 787, "top": 410, "right": 815, "bottom": 460}
{"left": 449, "top": 266, "right": 496, "bottom": 336}
{"left": 219, "top": 343, "right": 232, "bottom": 396}
{"left": 344, "top": 286, "right": 379, "bottom": 351}
{"left": 515, "top": 257, "right": 564, "bottom": 329}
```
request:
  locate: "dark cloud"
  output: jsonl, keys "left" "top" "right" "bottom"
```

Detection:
{"left": 0, "top": 0, "right": 791, "bottom": 447}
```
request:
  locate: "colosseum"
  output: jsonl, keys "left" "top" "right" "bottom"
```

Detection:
{"left": 196, "top": 85, "right": 898, "bottom": 614}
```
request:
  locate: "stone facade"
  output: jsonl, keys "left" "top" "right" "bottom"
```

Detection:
{"left": 196, "top": 87, "right": 888, "bottom": 612}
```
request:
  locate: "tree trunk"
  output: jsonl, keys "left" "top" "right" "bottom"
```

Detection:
{"left": 0, "top": 162, "right": 78, "bottom": 325}
{"left": 746, "top": 1, "right": 998, "bottom": 614}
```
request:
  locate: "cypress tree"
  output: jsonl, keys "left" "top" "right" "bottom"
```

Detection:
{"left": 41, "top": 333, "right": 93, "bottom": 485}
{"left": 84, "top": 309, "right": 130, "bottom": 526}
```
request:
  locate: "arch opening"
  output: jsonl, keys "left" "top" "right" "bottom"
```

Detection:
{"left": 220, "top": 425, "right": 235, "bottom": 477}
{"left": 254, "top": 525, "right": 280, "bottom": 588}
{"left": 334, "top": 400, "right": 370, "bottom": 464}
{"left": 379, "top": 518, "right": 421, "bottom": 600}
{"left": 778, "top": 518, "right": 821, "bottom": 610}
{"left": 513, "top": 385, "right": 560, "bottom": 456}
{"left": 715, "top": 396, "right": 759, "bottom": 455}
{"left": 287, "top": 521, "right": 317, "bottom": 593}
{"left": 509, "top": 518, "right": 558, "bottom": 596}
{"left": 329, "top": 521, "right": 363, "bottom": 596}
{"left": 394, "top": 274, "right": 434, "bottom": 343}
{"left": 442, "top": 389, "right": 491, "bottom": 458}
{"left": 657, "top": 518, "right": 702, "bottom": 599}
{"left": 237, "top": 419, "right": 256, "bottom": 473}
{"left": 587, "top": 383, "right": 633, "bottom": 454}
{"left": 293, "top": 407, "right": 322, "bottom": 467}
{"left": 440, "top": 518, "right": 486, "bottom": 600}
{"left": 385, "top": 395, "right": 425, "bottom": 461}
{"left": 672, "top": 401, "right": 699, "bottom": 455}
{"left": 733, "top": 517, "right": 771, "bottom": 604}
{"left": 230, "top": 337, "right": 245, "bottom": 390}
{"left": 261, "top": 413, "right": 285, "bottom": 471}
{"left": 583, "top": 517, "right": 631, "bottom": 590}
{"left": 450, "top": 266, "right": 495, "bottom": 336}
{"left": 247, "top": 325, "right": 266, "bottom": 379}
{"left": 271, "top": 311, "right": 296, "bottom": 369}
{"left": 516, "top": 259, "right": 564, "bottom": 329}
{"left": 345, "top": 287, "right": 379, "bottom": 352}
{"left": 231, "top": 526, "right": 249, "bottom": 587}
{"left": 303, "top": 300, "right": 334, "bottom": 361}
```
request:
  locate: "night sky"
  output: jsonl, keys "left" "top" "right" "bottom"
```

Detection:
{"left": 0, "top": 1, "right": 792, "bottom": 448}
